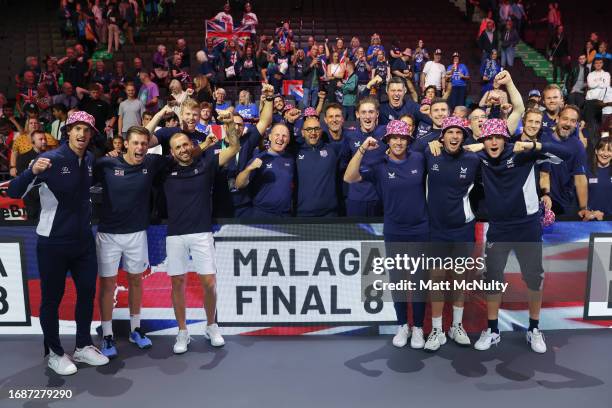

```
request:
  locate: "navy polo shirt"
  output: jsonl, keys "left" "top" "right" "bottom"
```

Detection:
{"left": 155, "top": 127, "right": 208, "bottom": 155}
{"left": 587, "top": 166, "right": 612, "bottom": 215}
{"left": 342, "top": 125, "right": 388, "bottom": 202}
{"left": 379, "top": 100, "right": 432, "bottom": 127}
{"left": 295, "top": 140, "right": 343, "bottom": 216}
{"left": 94, "top": 154, "right": 171, "bottom": 234}
{"left": 411, "top": 128, "right": 442, "bottom": 153}
{"left": 424, "top": 149, "right": 480, "bottom": 234}
{"left": 540, "top": 128, "right": 587, "bottom": 210}
{"left": 164, "top": 149, "right": 219, "bottom": 236}
{"left": 361, "top": 153, "right": 428, "bottom": 236}
{"left": 247, "top": 150, "right": 295, "bottom": 215}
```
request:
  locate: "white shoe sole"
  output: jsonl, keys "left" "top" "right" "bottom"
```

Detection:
{"left": 474, "top": 336, "right": 501, "bottom": 351}
{"left": 203, "top": 332, "right": 225, "bottom": 347}
{"left": 48, "top": 362, "right": 77, "bottom": 376}
{"left": 173, "top": 346, "right": 189, "bottom": 354}
{"left": 73, "top": 355, "right": 109, "bottom": 366}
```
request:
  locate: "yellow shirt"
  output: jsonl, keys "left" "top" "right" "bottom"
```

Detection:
{"left": 12, "top": 133, "right": 58, "bottom": 154}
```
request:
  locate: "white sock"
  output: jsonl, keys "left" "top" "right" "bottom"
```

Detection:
{"left": 452, "top": 306, "right": 464, "bottom": 326}
{"left": 101, "top": 320, "right": 113, "bottom": 337}
{"left": 432, "top": 316, "right": 442, "bottom": 330}
{"left": 178, "top": 329, "right": 188, "bottom": 335}
{"left": 130, "top": 314, "right": 141, "bottom": 332}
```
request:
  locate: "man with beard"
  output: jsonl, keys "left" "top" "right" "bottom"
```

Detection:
{"left": 467, "top": 119, "right": 573, "bottom": 353}
{"left": 410, "top": 98, "right": 450, "bottom": 153}
{"left": 94, "top": 126, "right": 175, "bottom": 358}
{"left": 379, "top": 77, "right": 432, "bottom": 126}
{"left": 8, "top": 112, "right": 109, "bottom": 375}
{"left": 236, "top": 123, "right": 295, "bottom": 217}
{"left": 294, "top": 115, "right": 344, "bottom": 216}
{"left": 540, "top": 105, "right": 590, "bottom": 218}
{"left": 165, "top": 112, "right": 241, "bottom": 354}
{"left": 16, "top": 129, "right": 49, "bottom": 221}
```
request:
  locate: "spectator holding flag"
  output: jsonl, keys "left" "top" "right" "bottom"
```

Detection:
{"left": 214, "top": 3, "right": 234, "bottom": 26}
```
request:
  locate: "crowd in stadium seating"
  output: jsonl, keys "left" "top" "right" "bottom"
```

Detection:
{"left": 0, "top": 0, "right": 611, "bottom": 220}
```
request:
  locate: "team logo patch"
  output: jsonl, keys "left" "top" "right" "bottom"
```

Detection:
{"left": 114, "top": 169, "right": 124, "bottom": 176}
{"left": 194, "top": 168, "right": 199, "bottom": 174}
{"left": 266, "top": 163, "right": 273, "bottom": 169}
{"left": 298, "top": 154, "right": 304, "bottom": 160}
{"left": 589, "top": 178, "right": 598, "bottom": 184}
{"left": 459, "top": 166, "right": 467, "bottom": 179}
{"left": 431, "top": 164, "right": 439, "bottom": 172}
{"left": 171, "top": 171, "right": 178, "bottom": 176}
{"left": 411, "top": 169, "right": 418, "bottom": 174}
{"left": 61, "top": 166, "right": 70, "bottom": 175}
{"left": 506, "top": 157, "right": 515, "bottom": 168}
{"left": 284, "top": 162, "right": 290, "bottom": 167}
{"left": 354, "top": 141, "right": 361, "bottom": 147}
{"left": 320, "top": 150, "right": 328, "bottom": 158}
{"left": 142, "top": 168, "right": 148, "bottom": 174}
{"left": 388, "top": 172, "right": 396, "bottom": 179}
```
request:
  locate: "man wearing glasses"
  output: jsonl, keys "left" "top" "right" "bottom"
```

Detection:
{"left": 294, "top": 115, "right": 345, "bottom": 216}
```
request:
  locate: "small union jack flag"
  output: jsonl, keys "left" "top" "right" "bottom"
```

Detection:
{"left": 205, "top": 20, "right": 251, "bottom": 48}
{"left": 283, "top": 80, "right": 304, "bottom": 102}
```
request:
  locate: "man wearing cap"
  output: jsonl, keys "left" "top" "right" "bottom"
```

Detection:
{"left": 421, "top": 49, "right": 446, "bottom": 93}
{"left": 465, "top": 118, "right": 573, "bottom": 353}
{"left": 8, "top": 111, "right": 109, "bottom": 375}
{"left": 341, "top": 96, "right": 387, "bottom": 216}
{"left": 446, "top": 52, "right": 470, "bottom": 110}
{"left": 528, "top": 89, "right": 544, "bottom": 110}
{"left": 379, "top": 77, "right": 432, "bottom": 127}
{"left": 344, "top": 119, "right": 429, "bottom": 349}
{"left": 540, "top": 105, "right": 590, "bottom": 217}
{"left": 422, "top": 116, "right": 481, "bottom": 351}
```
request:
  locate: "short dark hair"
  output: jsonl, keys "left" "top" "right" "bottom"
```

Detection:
{"left": 323, "top": 102, "right": 343, "bottom": 116}
{"left": 125, "top": 126, "right": 151, "bottom": 142}
{"left": 560, "top": 104, "right": 581, "bottom": 120}
{"left": 51, "top": 103, "right": 67, "bottom": 114}
{"left": 142, "top": 110, "right": 155, "bottom": 119}
{"left": 357, "top": 95, "right": 380, "bottom": 112}
{"left": 430, "top": 97, "right": 449, "bottom": 109}
{"left": 30, "top": 129, "right": 46, "bottom": 140}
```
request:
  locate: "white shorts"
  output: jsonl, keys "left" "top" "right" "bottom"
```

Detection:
{"left": 96, "top": 231, "right": 149, "bottom": 278}
{"left": 166, "top": 232, "right": 217, "bottom": 276}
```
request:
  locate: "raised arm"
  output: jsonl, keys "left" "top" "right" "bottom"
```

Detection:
{"left": 344, "top": 136, "right": 378, "bottom": 183}
{"left": 495, "top": 71, "right": 524, "bottom": 134}
{"left": 236, "top": 157, "right": 262, "bottom": 189}
{"left": 256, "top": 83, "right": 275, "bottom": 135}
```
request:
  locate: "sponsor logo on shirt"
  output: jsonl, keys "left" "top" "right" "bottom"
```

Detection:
{"left": 320, "top": 150, "right": 328, "bottom": 158}
{"left": 171, "top": 171, "right": 178, "bottom": 176}
{"left": 411, "top": 169, "right": 418, "bottom": 174}
{"left": 194, "top": 168, "right": 199, "bottom": 174}
{"left": 61, "top": 166, "right": 70, "bottom": 175}
{"left": 506, "top": 157, "right": 515, "bottom": 168}
{"left": 459, "top": 166, "right": 468, "bottom": 179}
{"left": 88, "top": 165, "right": 92, "bottom": 177}
{"left": 387, "top": 172, "right": 396, "bottom": 179}
{"left": 482, "top": 160, "right": 489, "bottom": 166}
{"left": 431, "top": 164, "right": 439, "bottom": 172}
{"left": 114, "top": 169, "right": 124, "bottom": 176}
{"left": 284, "top": 162, "right": 290, "bottom": 167}
{"left": 588, "top": 178, "right": 598, "bottom": 184}
{"left": 298, "top": 154, "right": 305, "bottom": 160}
{"left": 266, "top": 163, "right": 273, "bottom": 169}
{"left": 142, "top": 168, "right": 148, "bottom": 174}
{"left": 354, "top": 141, "right": 361, "bottom": 147}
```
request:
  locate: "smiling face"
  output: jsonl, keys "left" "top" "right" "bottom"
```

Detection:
{"left": 126, "top": 84, "right": 136, "bottom": 99}
{"left": 356, "top": 102, "right": 378, "bottom": 133}
{"left": 273, "top": 96, "right": 284, "bottom": 112}
{"left": 555, "top": 108, "right": 579, "bottom": 139}
{"left": 268, "top": 124, "right": 290, "bottom": 153}
{"left": 523, "top": 111, "right": 543, "bottom": 140}
{"left": 442, "top": 127, "right": 464, "bottom": 154}
{"left": 596, "top": 141, "right": 612, "bottom": 167}
{"left": 67, "top": 123, "right": 92, "bottom": 155}
{"left": 387, "top": 82, "right": 406, "bottom": 108}
{"left": 302, "top": 117, "right": 322, "bottom": 146}
{"left": 543, "top": 88, "right": 562, "bottom": 114}
{"left": 324, "top": 106, "right": 344, "bottom": 134}
{"left": 400, "top": 116, "right": 414, "bottom": 135}
{"left": 483, "top": 135, "right": 505, "bottom": 158}
{"left": 181, "top": 106, "right": 200, "bottom": 133}
{"left": 387, "top": 136, "right": 408, "bottom": 159}
{"left": 124, "top": 132, "right": 149, "bottom": 165}
{"left": 430, "top": 102, "right": 449, "bottom": 128}
{"left": 170, "top": 134, "right": 194, "bottom": 166}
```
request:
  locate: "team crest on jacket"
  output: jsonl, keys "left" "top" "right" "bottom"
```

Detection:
{"left": 61, "top": 166, "right": 70, "bottom": 174}
{"left": 388, "top": 172, "right": 396, "bottom": 179}
{"left": 459, "top": 167, "right": 467, "bottom": 178}
{"left": 354, "top": 141, "right": 361, "bottom": 147}
{"left": 298, "top": 154, "right": 304, "bottom": 160}
{"left": 266, "top": 163, "right": 273, "bottom": 169}
{"left": 114, "top": 169, "right": 124, "bottom": 176}
{"left": 411, "top": 169, "right": 418, "bottom": 174}
{"left": 142, "top": 168, "right": 148, "bottom": 174}
{"left": 320, "top": 150, "right": 328, "bottom": 157}
{"left": 431, "top": 164, "right": 439, "bottom": 171}
{"left": 506, "top": 157, "right": 515, "bottom": 168}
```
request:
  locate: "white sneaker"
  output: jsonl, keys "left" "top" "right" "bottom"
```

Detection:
{"left": 47, "top": 351, "right": 77, "bottom": 376}
{"left": 204, "top": 323, "right": 225, "bottom": 347}
{"left": 173, "top": 330, "right": 191, "bottom": 354}
{"left": 424, "top": 328, "right": 447, "bottom": 352}
{"left": 73, "top": 345, "right": 110, "bottom": 366}
{"left": 526, "top": 328, "right": 547, "bottom": 353}
{"left": 392, "top": 324, "right": 411, "bottom": 347}
{"left": 410, "top": 326, "right": 425, "bottom": 349}
{"left": 448, "top": 323, "right": 471, "bottom": 346}
{"left": 474, "top": 329, "right": 501, "bottom": 351}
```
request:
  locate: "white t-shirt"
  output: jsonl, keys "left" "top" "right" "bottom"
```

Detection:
{"left": 214, "top": 12, "right": 234, "bottom": 26}
{"left": 242, "top": 12, "right": 258, "bottom": 33}
{"left": 423, "top": 61, "right": 446, "bottom": 90}
{"left": 586, "top": 70, "right": 611, "bottom": 101}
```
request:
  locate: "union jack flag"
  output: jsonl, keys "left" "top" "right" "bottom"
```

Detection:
{"left": 205, "top": 20, "right": 251, "bottom": 48}
{"left": 283, "top": 80, "right": 304, "bottom": 101}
